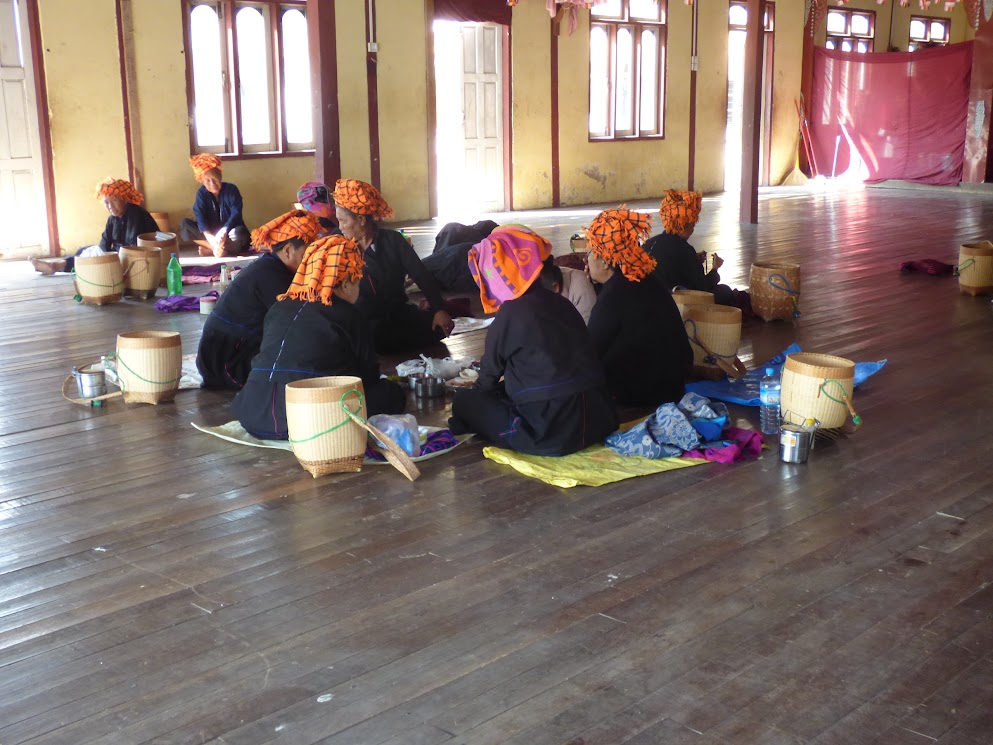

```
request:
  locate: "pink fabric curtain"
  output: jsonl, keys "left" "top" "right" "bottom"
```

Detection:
{"left": 808, "top": 42, "right": 973, "bottom": 186}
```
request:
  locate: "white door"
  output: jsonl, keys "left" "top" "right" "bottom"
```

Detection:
{"left": 0, "top": 0, "right": 47, "bottom": 258}
{"left": 433, "top": 20, "right": 505, "bottom": 217}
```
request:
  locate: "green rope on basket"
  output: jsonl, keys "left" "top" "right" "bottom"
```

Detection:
{"left": 818, "top": 378, "right": 862, "bottom": 426}
{"left": 287, "top": 388, "right": 366, "bottom": 444}
{"left": 71, "top": 268, "right": 125, "bottom": 290}
{"left": 114, "top": 353, "right": 181, "bottom": 389}
{"left": 955, "top": 258, "right": 976, "bottom": 276}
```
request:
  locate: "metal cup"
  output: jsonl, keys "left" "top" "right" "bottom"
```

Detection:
{"left": 73, "top": 363, "right": 107, "bottom": 399}
{"left": 779, "top": 424, "right": 813, "bottom": 464}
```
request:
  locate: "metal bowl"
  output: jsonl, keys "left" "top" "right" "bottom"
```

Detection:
{"left": 409, "top": 373, "right": 446, "bottom": 398}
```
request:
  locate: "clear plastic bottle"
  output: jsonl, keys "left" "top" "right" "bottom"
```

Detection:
{"left": 219, "top": 264, "right": 230, "bottom": 291}
{"left": 166, "top": 253, "right": 183, "bottom": 297}
{"left": 759, "top": 367, "right": 782, "bottom": 435}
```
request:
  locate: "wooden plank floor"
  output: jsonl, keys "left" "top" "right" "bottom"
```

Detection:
{"left": 1, "top": 186, "right": 992, "bottom": 745}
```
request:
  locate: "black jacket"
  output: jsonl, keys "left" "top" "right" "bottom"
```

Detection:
{"left": 478, "top": 285, "right": 605, "bottom": 405}
{"left": 202, "top": 252, "right": 294, "bottom": 342}
{"left": 587, "top": 271, "right": 692, "bottom": 407}
{"left": 99, "top": 203, "right": 160, "bottom": 252}
{"left": 643, "top": 231, "right": 719, "bottom": 293}
{"left": 193, "top": 182, "right": 246, "bottom": 234}
{"left": 356, "top": 228, "right": 445, "bottom": 319}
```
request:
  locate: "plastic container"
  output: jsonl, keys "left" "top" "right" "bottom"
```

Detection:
{"left": 166, "top": 253, "right": 183, "bottom": 297}
{"left": 759, "top": 367, "right": 782, "bottom": 435}
{"left": 219, "top": 264, "right": 230, "bottom": 291}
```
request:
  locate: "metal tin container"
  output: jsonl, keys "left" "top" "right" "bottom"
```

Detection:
{"left": 779, "top": 424, "right": 813, "bottom": 464}
{"left": 409, "top": 373, "right": 446, "bottom": 398}
{"left": 73, "top": 363, "right": 107, "bottom": 399}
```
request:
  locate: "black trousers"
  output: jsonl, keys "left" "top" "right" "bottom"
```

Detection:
{"left": 370, "top": 304, "right": 445, "bottom": 354}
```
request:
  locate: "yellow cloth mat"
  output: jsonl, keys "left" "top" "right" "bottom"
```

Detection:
{"left": 482, "top": 444, "right": 707, "bottom": 488}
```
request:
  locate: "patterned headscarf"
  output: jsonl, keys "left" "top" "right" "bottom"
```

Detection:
{"left": 332, "top": 178, "right": 395, "bottom": 220}
{"left": 468, "top": 224, "right": 552, "bottom": 313}
{"left": 585, "top": 207, "right": 657, "bottom": 282}
{"left": 277, "top": 235, "right": 364, "bottom": 306}
{"left": 95, "top": 178, "right": 143, "bottom": 206}
{"left": 251, "top": 210, "right": 321, "bottom": 250}
{"left": 296, "top": 182, "right": 333, "bottom": 220}
{"left": 189, "top": 153, "right": 223, "bottom": 183}
{"left": 658, "top": 190, "right": 703, "bottom": 235}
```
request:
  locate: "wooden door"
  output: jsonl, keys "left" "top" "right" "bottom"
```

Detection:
{"left": 0, "top": 0, "right": 47, "bottom": 258}
{"left": 460, "top": 23, "right": 504, "bottom": 213}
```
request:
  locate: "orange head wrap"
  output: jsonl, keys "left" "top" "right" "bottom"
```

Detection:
{"left": 658, "top": 190, "right": 702, "bottom": 235}
{"left": 251, "top": 210, "right": 321, "bottom": 250}
{"left": 95, "top": 178, "right": 143, "bottom": 206}
{"left": 332, "top": 178, "right": 395, "bottom": 221}
{"left": 277, "top": 235, "right": 364, "bottom": 306}
{"left": 189, "top": 153, "right": 223, "bottom": 183}
{"left": 585, "top": 207, "right": 657, "bottom": 282}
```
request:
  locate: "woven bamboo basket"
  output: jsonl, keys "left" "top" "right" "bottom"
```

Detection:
{"left": 672, "top": 289, "right": 714, "bottom": 320}
{"left": 74, "top": 254, "right": 124, "bottom": 305}
{"left": 138, "top": 232, "right": 179, "bottom": 288}
{"left": 780, "top": 352, "right": 855, "bottom": 429}
{"left": 957, "top": 241, "right": 993, "bottom": 296}
{"left": 683, "top": 304, "right": 745, "bottom": 379}
{"left": 286, "top": 376, "right": 368, "bottom": 477}
{"left": 116, "top": 331, "right": 182, "bottom": 405}
{"left": 750, "top": 262, "right": 801, "bottom": 321}
{"left": 149, "top": 211, "right": 171, "bottom": 233}
{"left": 119, "top": 246, "right": 162, "bottom": 299}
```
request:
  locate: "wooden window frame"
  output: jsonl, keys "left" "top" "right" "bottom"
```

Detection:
{"left": 729, "top": 0, "right": 774, "bottom": 32}
{"left": 908, "top": 15, "right": 950, "bottom": 49}
{"left": 182, "top": 0, "right": 314, "bottom": 159}
{"left": 588, "top": 0, "right": 667, "bottom": 142}
{"left": 824, "top": 8, "right": 874, "bottom": 54}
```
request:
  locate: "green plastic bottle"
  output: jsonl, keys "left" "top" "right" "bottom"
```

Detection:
{"left": 166, "top": 253, "right": 183, "bottom": 296}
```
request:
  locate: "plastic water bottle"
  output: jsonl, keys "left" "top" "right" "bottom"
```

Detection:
{"left": 166, "top": 253, "right": 183, "bottom": 296}
{"left": 759, "top": 367, "right": 782, "bottom": 435}
{"left": 219, "top": 264, "right": 230, "bottom": 291}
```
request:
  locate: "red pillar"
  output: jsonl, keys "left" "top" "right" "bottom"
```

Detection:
{"left": 739, "top": 0, "right": 765, "bottom": 224}
{"left": 964, "top": 15, "right": 993, "bottom": 183}
{"left": 307, "top": 0, "right": 341, "bottom": 186}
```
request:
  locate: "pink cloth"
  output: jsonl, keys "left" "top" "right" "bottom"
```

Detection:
{"left": 468, "top": 225, "right": 551, "bottom": 313}
{"left": 683, "top": 427, "right": 764, "bottom": 464}
{"left": 808, "top": 42, "right": 973, "bottom": 185}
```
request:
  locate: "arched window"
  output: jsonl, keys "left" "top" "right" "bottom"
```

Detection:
{"left": 589, "top": 1, "right": 667, "bottom": 140}
{"left": 185, "top": 1, "right": 314, "bottom": 156}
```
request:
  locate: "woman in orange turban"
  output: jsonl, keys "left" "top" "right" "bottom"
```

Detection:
{"left": 585, "top": 207, "right": 692, "bottom": 407}
{"left": 179, "top": 154, "right": 251, "bottom": 257}
{"left": 233, "top": 235, "right": 405, "bottom": 439}
{"left": 448, "top": 225, "right": 618, "bottom": 457}
{"left": 196, "top": 210, "right": 320, "bottom": 390}
{"left": 30, "top": 178, "right": 160, "bottom": 275}
{"left": 332, "top": 178, "right": 454, "bottom": 353}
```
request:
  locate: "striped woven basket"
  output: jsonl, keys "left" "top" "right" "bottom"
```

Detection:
{"left": 119, "top": 246, "right": 162, "bottom": 299}
{"left": 957, "top": 242, "right": 993, "bottom": 296}
{"left": 780, "top": 353, "right": 854, "bottom": 429}
{"left": 683, "top": 304, "right": 745, "bottom": 380}
{"left": 672, "top": 289, "right": 714, "bottom": 320}
{"left": 138, "top": 232, "right": 179, "bottom": 288}
{"left": 286, "top": 377, "right": 369, "bottom": 477}
{"left": 749, "top": 262, "right": 801, "bottom": 321}
{"left": 74, "top": 254, "right": 124, "bottom": 305}
{"left": 116, "top": 331, "right": 182, "bottom": 405}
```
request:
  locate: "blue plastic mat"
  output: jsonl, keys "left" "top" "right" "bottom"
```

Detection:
{"left": 685, "top": 344, "right": 887, "bottom": 407}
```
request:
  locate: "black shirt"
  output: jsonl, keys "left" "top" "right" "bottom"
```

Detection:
{"left": 356, "top": 228, "right": 445, "bottom": 319}
{"left": 202, "top": 252, "right": 294, "bottom": 342}
{"left": 478, "top": 284, "right": 605, "bottom": 405}
{"left": 643, "top": 231, "right": 719, "bottom": 293}
{"left": 587, "top": 271, "right": 692, "bottom": 407}
{"left": 99, "top": 203, "right": 160, "bottom": 252}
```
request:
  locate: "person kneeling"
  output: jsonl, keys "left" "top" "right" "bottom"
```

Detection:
{"left": 232, "top": 235, "right": 406, "bottom": 440}
{"left": 449, "top": 226, "right": 617, "bottom": 456}
{"left": 586, "top": 207, "right": 692, "bottom": 408}
{"left": 197, "top": 210, "right": 319, "bottom": 390}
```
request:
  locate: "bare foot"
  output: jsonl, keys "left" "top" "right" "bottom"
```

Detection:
{"left": 198, "top": 245, "right": 214, "bottom": 257}
{"left": 30, "top": 257, "right": 64, "bottom": 275}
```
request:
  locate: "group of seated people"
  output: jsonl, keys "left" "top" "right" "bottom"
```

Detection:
{"left": 32, "top": 163, "right": 744, "bottom": 460}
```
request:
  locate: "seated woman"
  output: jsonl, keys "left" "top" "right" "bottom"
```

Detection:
{"left": 421, "top": 220, "right": 498, "bottom": 293}
{"left": 196, "top": 210, "right": 319, "bottom": 390}
{"left": 180, "top": 154, "right": 251, "bottom": 257}
{"left": 30, "top": 178, "right": 159, "bottom": 275}
{"left": 643, "top": 190, "right": 741, "bottom": 308}
{"left": 586, "top": 207, "right": 692, "bottom": 408}
{"left": 296, "top": 181, "right": 339, "bottom": 237}
{"left": 232, "top": 235, "right": 406, "bottom": 440}
{"left": 332, "top": 178, "right": 454, "bottom": 353}
{"left": 538, "top": 259, "right": 597, "bottom": 324}
{"left": 448, "top": 226, "right": 617, "bottom": 456}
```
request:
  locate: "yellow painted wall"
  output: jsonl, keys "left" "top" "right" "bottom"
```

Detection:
{"left": 695, "top": 1, "right": 730, "bottom": 192}
{"left": 374, "top": 0, "right": 431, "bottom": 219}
{"left": 510, "top": 2, "right": 552, "bottom": 209}
{"left": 770, "top": 0, "right": 804, "bottom": 185}
{"left": 39, "top": 0, "right": 128, "bottom": 252}
{"left": 336, "top": 0, "right": 372, "bottom": 183}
